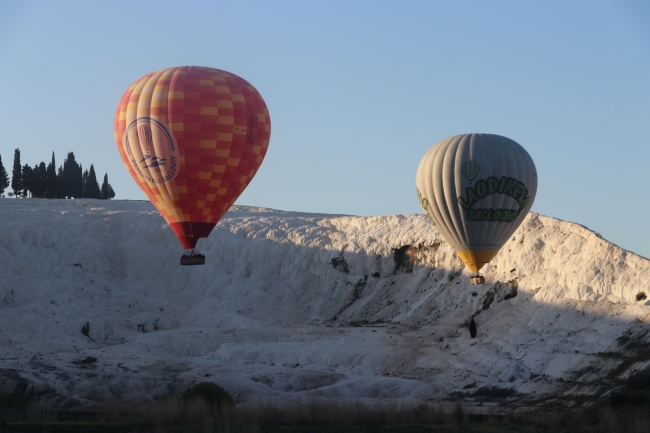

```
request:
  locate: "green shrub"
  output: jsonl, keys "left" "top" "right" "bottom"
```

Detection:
{"left": 181, "top": 381, "right": 234, "bottom": 407}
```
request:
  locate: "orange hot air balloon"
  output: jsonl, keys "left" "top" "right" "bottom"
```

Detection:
{"left": 114, "top": 66, "right": 271, "bottom": 265}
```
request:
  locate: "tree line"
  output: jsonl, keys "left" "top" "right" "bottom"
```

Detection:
{"left": 0, "top": 149, "right": 115, "bottom": 199}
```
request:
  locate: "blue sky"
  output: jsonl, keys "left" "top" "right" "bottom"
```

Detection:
{"left": 1, "top": 1, "right": 649, "bottom": 258}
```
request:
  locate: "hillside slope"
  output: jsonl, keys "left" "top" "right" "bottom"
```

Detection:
{"left": 0, "top": 199, "right": 649, "bottom": 406}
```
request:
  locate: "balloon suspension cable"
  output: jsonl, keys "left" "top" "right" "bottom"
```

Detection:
{"left": 180, "top": 249, "right": 205, "bottom": 266}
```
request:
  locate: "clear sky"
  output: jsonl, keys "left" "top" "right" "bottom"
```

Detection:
{"left": 1, "top": 1, "right": 649, "bottom": 258}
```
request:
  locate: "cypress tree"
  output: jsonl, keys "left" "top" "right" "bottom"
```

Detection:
{"left": 100, "top": 173, "right": 115, "bottom": 199}
{"left": 56, "top": 166, "right": 64, "bottom": 198}
{"left": 46, "top": 152, "right": 57, "bottom": 198}
{"left": 21, "top": 164, "right": 34, "bottom": 198}
{"left": 60, "top": 159, "right": 70, "bottom": 198}
{"left": 61, "top": 152, "right": 83, "bottom": 198}
{"left": 11, "top": 148, "right": 21, "bottom": 196}
{"left": 74, "top": 163, "right": 83, "bottom": 198}
{"left": 82, "top": 169, "right": 89, "bottom": 198}
{"left": 0, "top": 154, "right": 9, "bottom": 196}
{"left": 33, "top": 162, "right": 47, "bottom": 198}
{"left": 87, "top": 164, "right": 101, "bottom": 199}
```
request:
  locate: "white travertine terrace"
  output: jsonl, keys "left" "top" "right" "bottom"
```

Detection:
{"left": 0, "top": 199, "right": 648, "bottom": 405}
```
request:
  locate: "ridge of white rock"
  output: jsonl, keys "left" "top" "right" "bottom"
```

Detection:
{"left": 0, "top": 199, "right": 649, "bottom": 405}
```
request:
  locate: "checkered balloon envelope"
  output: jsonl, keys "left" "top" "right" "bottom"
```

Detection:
{"left": 114, "top": 67, "right": 271, "bottom": 265}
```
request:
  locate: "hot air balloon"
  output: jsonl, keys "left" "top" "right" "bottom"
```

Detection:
{"left": 114, "top": 66, "right": 271, "bottom": 265}
{"left": 416, "top": 134, "right": 537, "bottom": 284}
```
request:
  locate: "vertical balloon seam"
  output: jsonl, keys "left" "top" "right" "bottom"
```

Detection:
{"left": 509, "top": 140, "right": 532, "bottom": 246}
{"left": 217, "top": 69, "right": 237, "bottom": 222}
{"left": 155, "top": 67, "right": 181, "bottom": 225}
{"left": 476, "top": 137, "right": 509, "bottom": 265}
{"left": 470, "top": 133, "right": 489, "bottom": 249}
{"left": 168, "top": 67, "right": 189, "bottom": 223}
{"left": 199, "top": 71, "right": 219, "bottom": 221}
{"left": 507, "top": 141, "right": 531, "bottom": 246}
{"left": 416, "top": 150, "right": 435, "bottom": 228}
{"left": 145, "top": 69, "right": 177, "bottom": 222}
{"left": 487, "top": 135, "right": 510, "bottom": 250}
{"left": 216, "top": 72, "right": 241, "bottom": 223}
{"left": 447, "top": 135, "right": 470, "bottom": 250}
{"left": 175, "top": 66, "right": 196, "bottom": 223}
{"left": 527, "top": 150, "right": 538, "bottom": 213}
{"left": 423, "top": 142, "right": 459, "bottom": 251}
{"left": 147, "top": 68, "right": 178, "bottom": 224}
{"left": 468, "top": 136, "right": 500, "bottom": 271}
{"left": 434, "top": 136, "right": 465, "bottom": 250}
{"left": 422, "top": 141, "right": 459, "bottom": 251}
{"left": 219, "top": 71, "right": 244, "bottom": 222}
{"left": 133, "top": 72, "right": 164, "bottom": 207}
{"left": 182, "top": 67, "right": 199, "bottom": 225}
{"left": 122, "top": 83, "right": 146, "bottom": 202}
{"left": 192, "top": 67, "right": 213, "bottom": 224}
{"left": 508, "top": 140, "right": 530, "bottom": 248}
{"left": 420, "top": 144, "right": 448, "bottom": 245}
{"left": 527, "top": 147, "right": 538, "bottom": 199}
{"left": 416, "top": 149, "right": 440, "bottom": 238}
{"left": 465, "top": 134, "right": 481, "bottom": 249}
{"left": 460, "top": 134, "right": 490, "bottom": 271}
{"left": 519, "top": 147, "right": 537, "bottom": 240}
{"left": 482, "top": 134, "right": 509, "bottom": 251}
{"left": 494, "top": 139, "right": 527, "bottom": 249}
{"left": 128, "top": 74, "right": 155, "bottom": 191}
{"left": 182, "top": 66, "right": 202, "bottom": 225}
{"left": 202, "top": 68, "right": 219, "bottom": 223}
{"left": 448, "top": 134, "right": 472, "bottom": 249}
{"left": 435, "top": 136, "right": 462, "bottom": 250}
{"left": 249, "top": 79, "right": 269, "bottom": 193}
{"left": 126, "top": 75, "right": 159, "bottom": 206}
{"left": 490, "top": 138, "right": 519, "bottom": 249}
{"left": 475, "top": 134, "right": 493, "bottom": 249}
{"left": 114, "top": 85, "right": 135, "bottom": 186}
{"left": 199, "top": 67, "right": 221, "bottom": 224}
{"left": 235, "top": 75, "right": 259, "bottom": 215}
{"left": 210, "top": 70, "right": 233, "bottom": 224}
{"left": 453, "top": 135, "right": 471, "bottom": 248}
{"left": 137, "top": 70, "right": 177, "bottom": 222}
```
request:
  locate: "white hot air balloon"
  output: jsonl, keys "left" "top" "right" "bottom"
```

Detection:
{"left": 416, "top": 134, "right": 537, "bottom": 283}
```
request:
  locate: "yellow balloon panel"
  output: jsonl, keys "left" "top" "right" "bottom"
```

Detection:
{"left": 457, "top": 250, "right": 499, "bottom": 273}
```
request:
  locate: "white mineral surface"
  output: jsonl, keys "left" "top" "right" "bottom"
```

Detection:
{"left": 1, "top": 199, "right": 649, "bottom": 406}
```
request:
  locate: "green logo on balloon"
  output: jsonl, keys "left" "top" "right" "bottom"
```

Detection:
{"left": 416, "top": 188, "right": 436, "bottom": 226}
{"left": 462, "top": 161, "right": 480, "bottom": 181}
{"left": 457, "top": 176, "right": 530, "bottom": 223}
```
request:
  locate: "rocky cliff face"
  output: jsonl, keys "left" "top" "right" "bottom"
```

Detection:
{"left": 0, "top": 199, "right": 648, "bottom": 405}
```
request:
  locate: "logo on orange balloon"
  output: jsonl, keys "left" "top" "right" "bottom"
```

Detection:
{"left": 123, "top": 117, "right": 179, "bottom": 185}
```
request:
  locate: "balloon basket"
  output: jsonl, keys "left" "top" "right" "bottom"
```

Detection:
{"left": 470, "top": 275, "right": 485, "bottom": 285}
{"left": 181, "top": 250, "right": 205, "bottom": 266}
